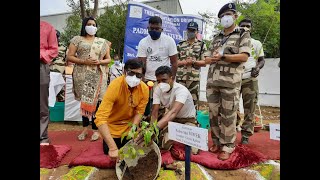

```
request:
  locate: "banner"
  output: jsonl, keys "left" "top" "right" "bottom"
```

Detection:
{"left": 123, "top": 1, "right": 205, "bottom": 62}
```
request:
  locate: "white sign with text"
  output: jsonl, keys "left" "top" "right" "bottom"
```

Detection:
{"left": 168, "top": 122, "right": 208, "bottom": 151}
{"left": 269, "top": 123, "right": 280, "bottom": 141}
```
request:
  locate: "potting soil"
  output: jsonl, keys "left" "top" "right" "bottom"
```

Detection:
{"left": 125, "top": 149, "right": 159, "bottom": 180}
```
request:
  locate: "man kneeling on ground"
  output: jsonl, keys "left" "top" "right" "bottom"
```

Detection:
{"left": 95, "top": 59, "right": 149, "bottom": 160}
{"left": 135, "top": 66, "right": 199, "bottom": 154}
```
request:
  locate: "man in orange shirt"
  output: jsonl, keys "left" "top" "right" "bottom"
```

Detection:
{"left": 40, "top": 21, "right": 58, "bottom": 145}
{"left": 95, "top": 59, "right": 149, "bottom": 160}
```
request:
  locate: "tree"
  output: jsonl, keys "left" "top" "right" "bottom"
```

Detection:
{"left": 211, "top": 0, "right": 280, "bottom": 58}
{"left": 61, "top": 0, "right": 128, "bottom": 58}
{"left": 236, "top": 0, "right": 280, "bottom": 58}
{"left": 67, "top": 0, "right": 100, "bottom": 19}
{"left": 97, "top": 0, "right": 128, "bottom": 57}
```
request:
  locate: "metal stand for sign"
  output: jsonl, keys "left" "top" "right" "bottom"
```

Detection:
{"left": 185, "top": 145, "right": 191, "bottom": 180}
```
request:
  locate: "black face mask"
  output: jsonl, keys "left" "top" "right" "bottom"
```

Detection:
{"left": 148, "top": 30, "right": 161, "bottom": 40}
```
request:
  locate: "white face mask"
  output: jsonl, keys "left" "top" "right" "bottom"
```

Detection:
{"left": 85, "top": 25, "right": 97, "bottom": 36}
{"left": 158, "top": 83, "right": 171, "bottom": 93}
{"left": 114, "top": 60, "right": 120, "bottom": 66}
{"left": 125, "top": 75, "right": 141, "bottom": 88}
{"left": 220, "top": 15, "right": 234, "bottom": 28}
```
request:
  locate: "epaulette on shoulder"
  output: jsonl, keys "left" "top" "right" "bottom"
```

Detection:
{"left": 178, "top": 40, "right": 186, "bottom": 45}
{"left": 238, "top": 27, "right": 250, "bottom": 36}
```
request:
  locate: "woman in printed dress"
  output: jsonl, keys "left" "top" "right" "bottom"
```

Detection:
{"left": 67, "top": 17, "right": 111, "bottom": 141}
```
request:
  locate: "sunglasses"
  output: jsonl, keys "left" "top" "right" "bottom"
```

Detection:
{"left": 240, "top": 25, "right": 251, "bottom": 28}
{"left": 127, "top": 70, "right": 143, "bottom": 78}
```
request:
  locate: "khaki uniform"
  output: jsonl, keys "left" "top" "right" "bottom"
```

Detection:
{"left": 204, "top": 27, "right": 251, "bottom": 153}
{"left": 49, "top": 42, "right": 67, "bottom": 102}
{"left": 176, "top": 39, "right": 207, "bottom": 108}
{"left": 50, "top": 42, "right": 67, "bottom": 74}
{"left": 236, "top": 38, "right": 264, "bottom": 138}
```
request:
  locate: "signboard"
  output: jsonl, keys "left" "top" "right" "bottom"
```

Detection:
{"left": 269, "top": 123, "right": 280, "bottom": 141}
{"left": 168, "top": 122, "right": 208, "bottom": 151}
{"left": 123, "top": 1, "right": 205, "bottom": 62}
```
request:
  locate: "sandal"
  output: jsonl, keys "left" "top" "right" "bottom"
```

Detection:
{"left": 78, "top": 132, "right": 88, "bottom": 141}
{"left": 91, "top": 132, "right": 100, "bottom": 141}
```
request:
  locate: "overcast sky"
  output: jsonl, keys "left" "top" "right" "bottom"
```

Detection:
{"left": 40, "top": 0, "right": 239, "bottom": 16}
{"left": 40, "top": 0, "right": 252, "bottom": 39}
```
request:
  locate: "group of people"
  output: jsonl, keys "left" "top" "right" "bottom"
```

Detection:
{"left": 40, "top": 2, "right": 265, "bottom": 161}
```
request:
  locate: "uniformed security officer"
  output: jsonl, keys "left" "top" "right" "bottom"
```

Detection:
{"left": 176, "top": 21, "right": 207, "bottom": 110}
{"left": 203, "top": 3, "right": 252, "bottom": 160}
{"left": 50, "top": 30, "right": 67, "bottom": 74}
{"left": 50, "top": 30, "right": 67, "bottom": 101}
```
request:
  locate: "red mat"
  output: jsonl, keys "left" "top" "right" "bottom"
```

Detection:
{"left": 48, "top": 130, "right": 279, "bottom": 168}
{"left": 69, "top": 140, "right": 116, "bottom": 168}
{"left": 40, "top": 145, "right": 71, "bottom": 168}
{"left": 48, "top": 130, "right": 98, "bottom": 165}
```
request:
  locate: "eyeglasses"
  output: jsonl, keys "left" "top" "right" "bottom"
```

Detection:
{"left": 127, "top": 70, "right": 143, "bottom": 78}
{"left": 240, "top": 25, "right": 251, "bottom": 28}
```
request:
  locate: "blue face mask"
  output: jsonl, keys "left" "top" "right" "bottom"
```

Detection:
{"left": 148, "top": 30, "right": 161, "bottom": 40}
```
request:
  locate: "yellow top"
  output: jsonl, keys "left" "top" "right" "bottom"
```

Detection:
{"left": 95, "top": 75, "right": 149, "bottom": 138}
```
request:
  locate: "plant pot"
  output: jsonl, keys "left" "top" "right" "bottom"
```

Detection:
{"left": 254, "top": 125, "right": 262, "bottom": 132}
{"left": 116, "top": 140, "right": 162, "bottom": 180}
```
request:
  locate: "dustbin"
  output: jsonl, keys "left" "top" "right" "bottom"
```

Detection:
{"left": 49, "top": 102, "right": 65, "bottom": 122}
{"left": 197, "top": 110, "right": 210, "bottom": 129}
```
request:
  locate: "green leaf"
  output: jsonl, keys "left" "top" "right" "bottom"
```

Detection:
{"left": 131, "top": 148, "right": 136, "bottom": 159}
{"left": 124, "top": 154, "right": 130, "bottom": 158}
{"left": 121, "top": 131, "right": 128, "bottom": 143}
{"left": 127, "top": 131, "right": 134, "bottom": 140}
{"left": 137, "top": 149, "right": 145, "bottom": 155}
{"left": 141, "top": 121, "right": 149, "bottom": 128}
{"left": 128, "top": 122, "right": 133, "bottom": 127}
{"left": 131, "top": 124, "right": 137, "bottom": 132}
{"left": 144, "top": 130, "right": 153, "bottom": 146}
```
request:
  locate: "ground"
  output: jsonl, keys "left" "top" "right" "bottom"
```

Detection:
{"left": 42, "top": 105, "right": 280, "bottom": 180}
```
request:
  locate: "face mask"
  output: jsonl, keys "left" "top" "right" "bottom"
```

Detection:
{"left": 158, "top": 83, "right": 171, "bottom": 93}
{"left": 114, "top": 60, "right": 120, "bottom": 66}
{"left": 187, "top": 32, "right": 196, "bottom": 40}
{"left": 85, "top": 25, "right": 97, "bottom": 36}
{"left": 220, "top": 15, "right": 234, "bottom": 28}
{"left": 125, "top": 75, "right": 141, "bottom": 88}
{"left": 148, "top": 30, "right": 161, "bottom": 40}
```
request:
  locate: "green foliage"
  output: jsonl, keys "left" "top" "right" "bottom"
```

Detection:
{"left": 60, "top": 14, "right": 82, "bottom": 46}
{"left": 206, "top": 0, "right": 280, "bottom": 58}
{"left": 119, "top": 120, "right": 160, "bottom": 160}
{"left": 235, "top": 0, "right": 280, "bottom": 58}
{"left": 96, "top": 1, "right": 128, "bottom": 58}
{"left": 61, "top": 0, "right": 128, "bottom": 59}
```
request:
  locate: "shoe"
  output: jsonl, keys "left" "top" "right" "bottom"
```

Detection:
{"left": 91, "top": 132, "right": 100, "bottom": 141}
{"left": 209, "top": 144, "right": 220, "bottom": 153}
{"left": 78, "top": 132, "right": 88, "bottom": 141}
{"left": 241, "top": 137, "right": 249, "bottom": 144}
{"left": 40, "top": 138, "right": 50, "bottom": 145}
{"left": 218, "top": 151, "right": 231, "bottom": 160}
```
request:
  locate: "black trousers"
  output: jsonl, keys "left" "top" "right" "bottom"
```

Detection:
{"left": 82, "top": 101, "right": 101, "bottom": 130}
{"left": 103, "top": 137, "right": 130, "bottom": 155}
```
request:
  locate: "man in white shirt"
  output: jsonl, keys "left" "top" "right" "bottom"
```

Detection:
{"left": 109, "top": 54, "right": 124, "bottom": 82}
{"left": 137, "top": 16, "right": 178, "bottom": 116}
{"left": 236, "top": 18, "right": 265, "bottom": 144}
{"left": 137, "top": 16, "right": 178, "bottom": 82}
{"left": 151, "top": 66, "right": 198, "bottom": 154}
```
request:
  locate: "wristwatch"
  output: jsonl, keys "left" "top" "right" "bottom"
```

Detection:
{"left": 221, "top": 55, "right": 226, "bottom": 61}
